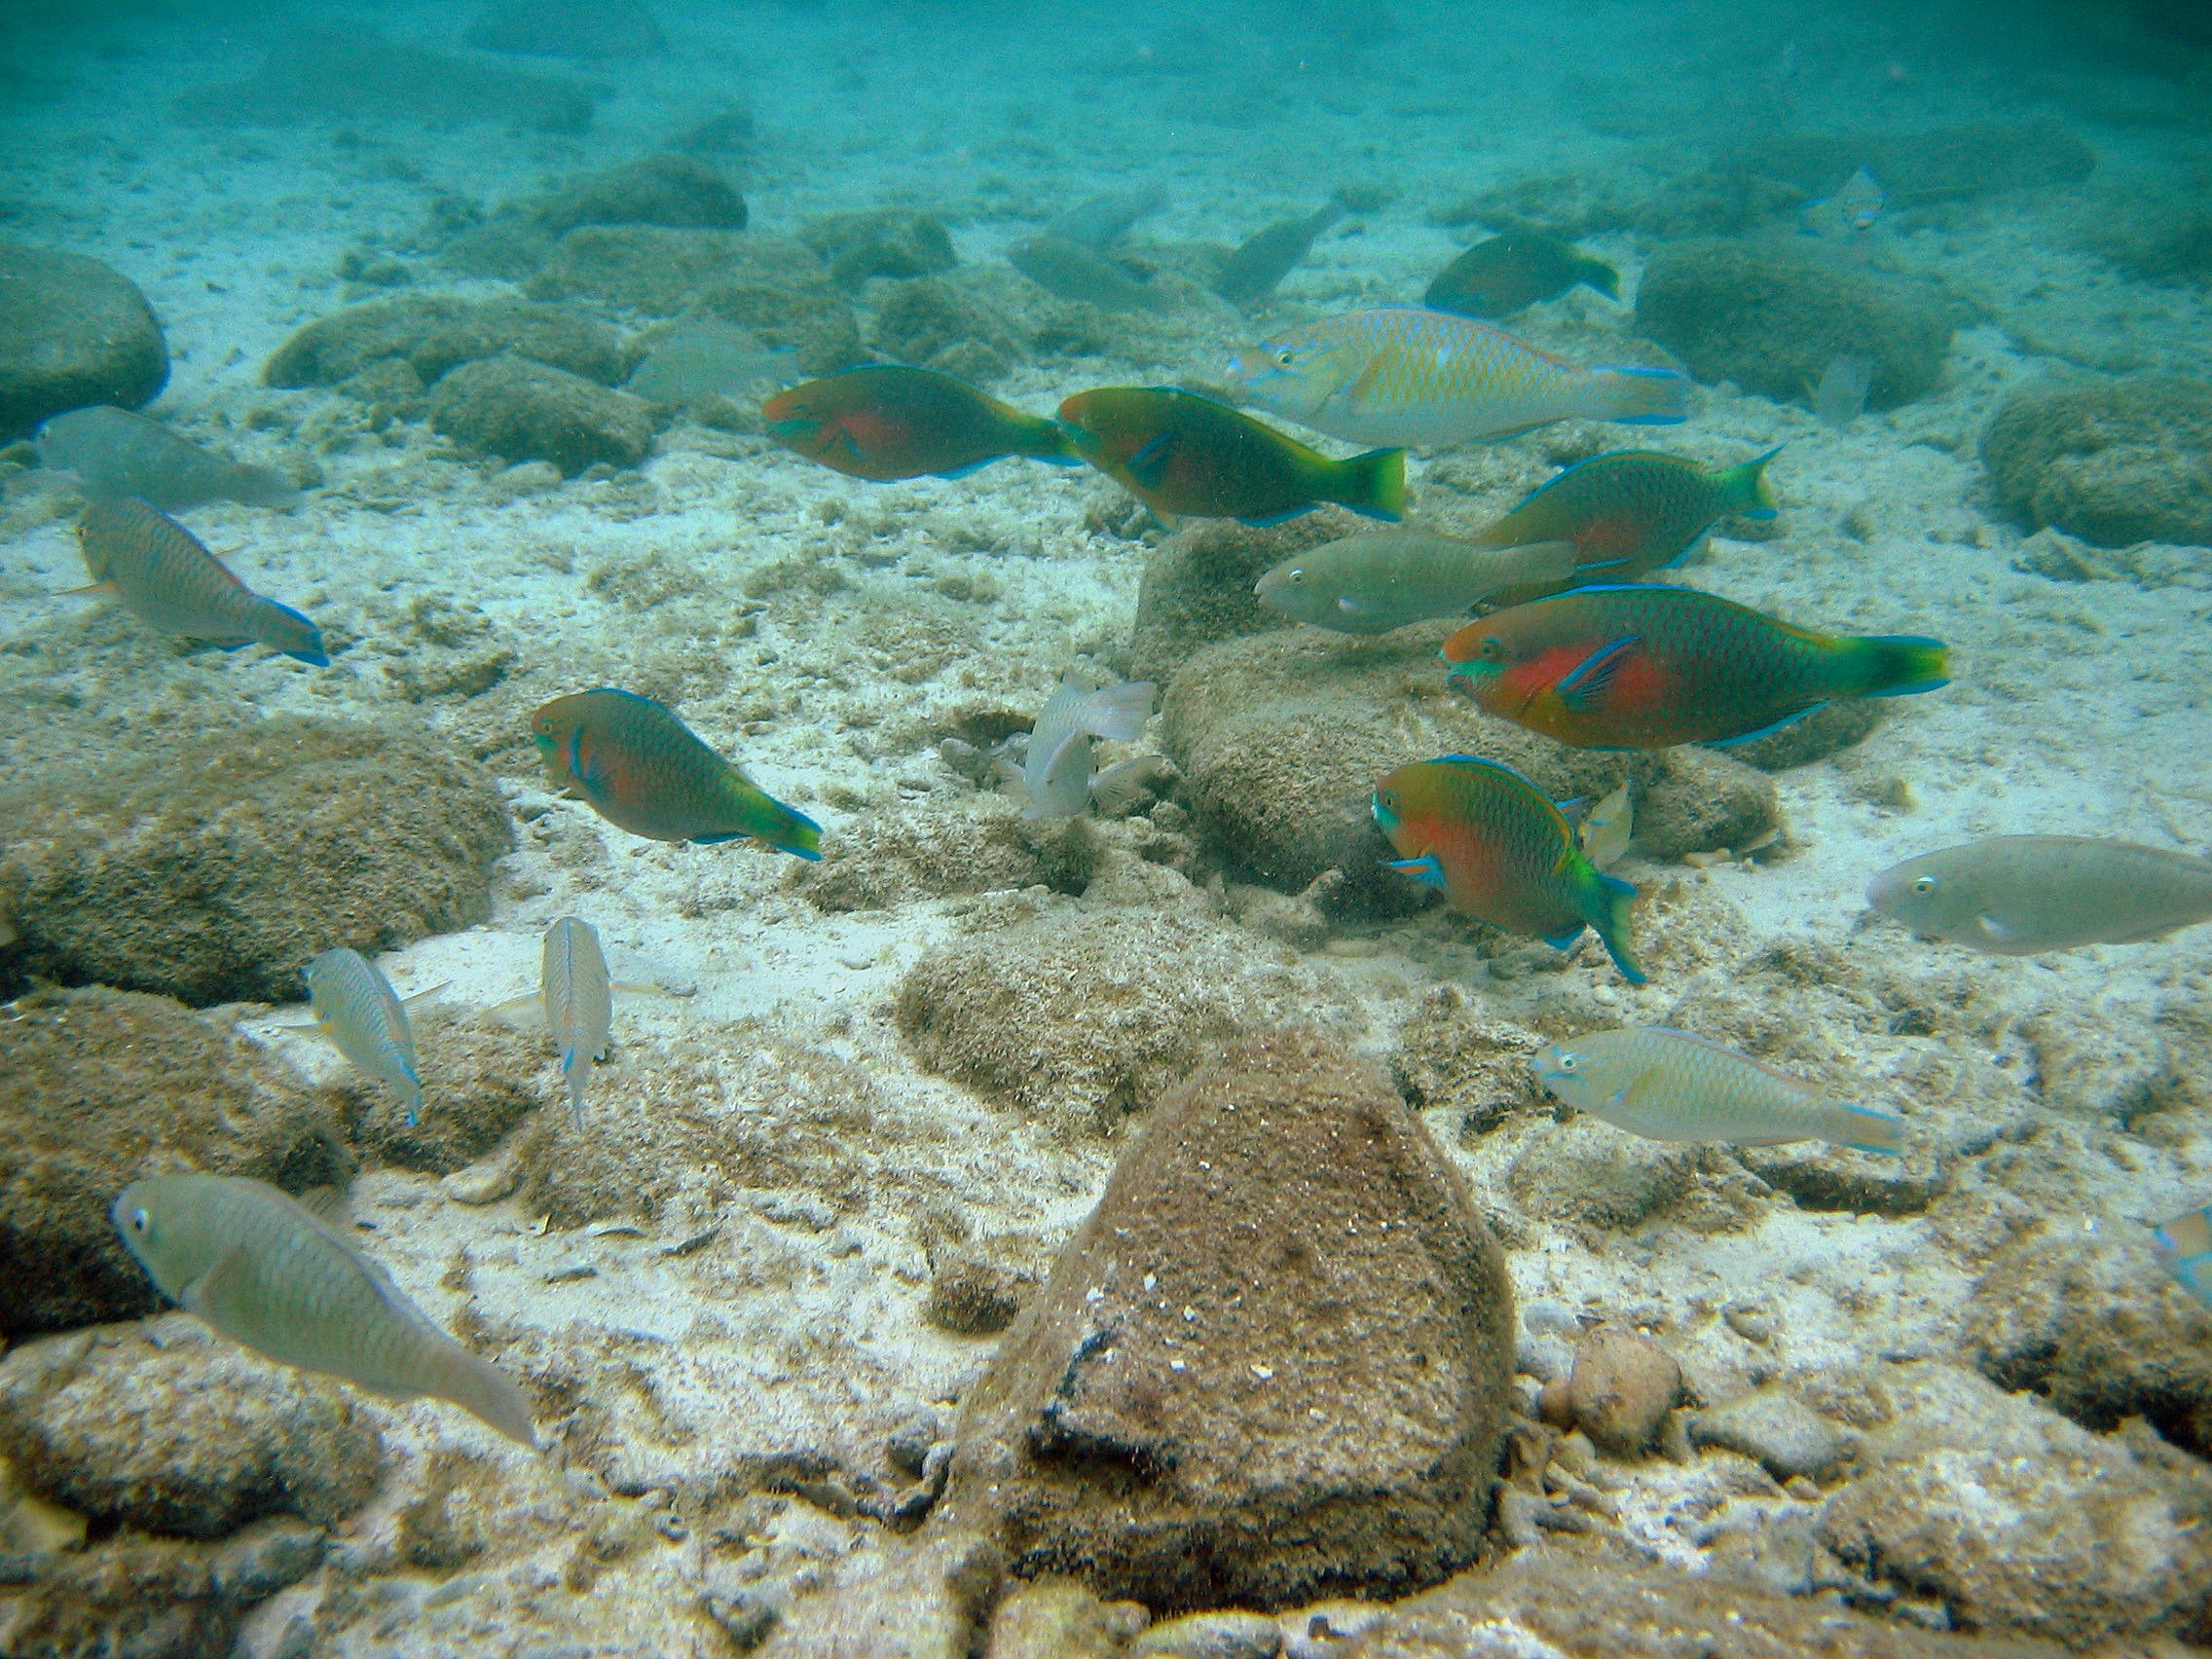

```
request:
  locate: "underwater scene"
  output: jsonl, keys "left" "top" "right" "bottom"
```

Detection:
{"left": 3, "top": 0, "right": 2212, "bottom": 1652}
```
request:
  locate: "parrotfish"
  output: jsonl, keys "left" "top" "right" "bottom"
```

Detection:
{"left": 1866, "top": 837, "right": 2212, "bottom": 956}
{"left": 1531, "top": 1027, "right": 1903, "bottom": 1154}
{"left": 1047, "top": 184, "right": 1169, "bottom": 250}
{"left": 1812, "top": 355, "right": 1876, "bottom": 429}
{"left": 1226, "top": 307, "right": 1689, "bottom": 448}
{"left": 623, "top": 317, "right": 798, "bottom": 405}
{"left": 1253, "top": 531, "right": 1577, "bottom": 635}
{"left": 1579, "top": 781, "right": 1633, "bottom": 870}
{"left": 761, "top": 365, "right": 1077, "bottom": 481}
{"left": 1006, "top": 236, "right": 1174, "bottom": 313}
{"left": 303, "top": 947, "right": 424, "bottom": 1126}
{"left": 1373, "top": 756, "right": 1644, "bottom": 982}
{"left": 1471, "top": 449, "right": 1782, "bottom": 588}
{"left": 541, "top": 916, "right": 612, "bottom": 1127}
{"left": 38, "top": 405, "right": 302, "bottom": 510}
{"left": 1014, "top": 670, "right": 1156, "bottom": 819}
{"left": 112, "top": 1173, "right": 538, "bottom": 1448}
{"left": 1213, "top": 202, "right": 1346, "bottom": 307}
{"left": 1441, "top": 584, "right": 1948, "bottom": 750}
{"left": 1802, "top": 166, "right": 1884, "bottom": 238}
{"left": 533, "top": 688, "right": 823, "bottom": 858}
{"left": 1056, "top": 387, "right": 1404, "bottom": 527}
{"left": 72, "top": 498, "right": 327, "bottom": 665}
{"left": 1423, "top": 232, "right": 1621, "bottom": 320}
{"left": 2154, "top": 1205, "right": 2212, "bottom": 1310}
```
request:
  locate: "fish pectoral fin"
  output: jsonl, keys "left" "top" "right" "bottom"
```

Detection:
{"left": 1124, "top": 432, "right": 1177, "bottom": 489}
{"left": 611, "top": 979, "right": 695, "bottom": 1001}
{"left": 180, "top": 1245, "right": 255, "bottom": 1324}
{"left": 400, "top": 981, "right": 449, "bottom": 1012}
{"left": 1707, "top": 704, "right": 1822, "bottom": 748}
{"left": 482, "top": 993, "right": 541, "bottom": 1026}
{"left": 1973, "top": 914, "right": 2021, "bottom": 943}
{"left": 297, "top": 1185, "right": 354, "bottom": 1227}
{"left": 1541, "top": 925, "right": 1585, "bottom": 950}
{"left": 55, "top": 581, "right": 120, "bottom": 598}
{"left": 1382, "top": 854, "right": 1450, "bottom": 890}
{"left": 1554, "top": 636, "right": 1639, "bottom": 711}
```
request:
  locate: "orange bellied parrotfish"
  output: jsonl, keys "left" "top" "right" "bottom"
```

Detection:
{"left": 761, "top": 365, "right": 1077, "bottom": 481}
{"left": 73, "top": 498, "right": 325, "bottom": 664}
{"left": 1473, "top": 448, "right": 1782, "bottom": 589}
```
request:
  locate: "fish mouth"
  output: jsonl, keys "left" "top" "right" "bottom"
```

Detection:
{"left": 1370, "top": 794, "right": 1399, "bottom": 834}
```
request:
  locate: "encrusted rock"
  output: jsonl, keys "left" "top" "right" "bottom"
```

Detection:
{"left": 1688, "top": 1386, "right": 1850, "bottom": 1482}
{"left": 803, "top": 208, "right": 957, "bottom": 286}
{"left": 263, "top": 293, "right": 634, "bottom": 388}
{"left": 1563, "top": 1324, "right": 1680, "bottom": 1456}
{"left": 1981, "top": 377, "right": 2212, "bottom": 549}
{"left": 428, "top": 352, "right": 654, "bottom": 474}
{"left": 939, "top": 1031, "right": 1517, "bottom": 1610}
{"left": 1505, "top": 1118, "right": 1698, "bottom": 1232}
{"left": 530, "top": 153, "right": 747, "bottom": 235}
{"left": 0, "top": 240, "right": 168, "bottom": 439}
{"left": 985, "top": 1577, "right": 1151, "bottom": 1659}
{"left": 756, "top": 1531, "right": 1004, "bottom": 1659}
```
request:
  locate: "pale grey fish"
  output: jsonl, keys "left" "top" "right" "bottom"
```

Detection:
{"left": 1579, "top": 782, "right": 1633, "bottom": 870}
{"left": 1801, "top": 166, "right": 1884, "bottom": 239}
{"left": 541, "top": 916, "right": 612, "bottom": 1128}
{"left": 1047, "top": 183, "right": 1169, "bottom": 250}
{"left": 113, "top": 1173, "right": 537, "bottom": 1448}
{"left": 1867, "top": 835, "right": 2212, "bottom": 956}
{"left": 1006, "top": 235, "right": 1172, "bottom": 313}
{"left": 74, "top": 498, "right": 326, "bottom": 665}
{"left": 303, "top": 947, "right": 423, "bottom": 1125}
{"left": 1253, "top": 532, "right": 1577, "bottom": 635}
{"left": 1532, "top": 1027, "right": 1903, "bottom": 1154}
{"left": 38, "top": 406, "right": 302, "bottom": 509}
{"left": 1213, "top": 202, "right": 1346, "bottom": 307}
{"left": 2155, "top": 1204, "right": 2212, "bottom": 1310}
{"left": 622, "top": 317, "right": 799, "bottom": 406}
{"left": 1812, "top": 355, "right": 1876, "bottom": 429}
{"left": 1020, "top": 670, "right": 1155, "bottom": 819}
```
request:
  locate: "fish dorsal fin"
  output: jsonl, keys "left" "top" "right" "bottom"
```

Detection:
{"left": 297, "top": 1185, "right": 352, "bottom": 1228}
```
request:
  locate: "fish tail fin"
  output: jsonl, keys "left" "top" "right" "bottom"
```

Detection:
{"left": 439, "top": 1343, "right": 541, "bottom": 1451}
{"left": 1580, "top": 257, "right": 1623, "bottom": 301}
{"left": 1019, "top": 414, "right": 1085, "bottom": 466}
{"left": 1832, "top": 1104, "right": 1905, "bottom": 1156}
{"left": 562, "top": 1049, "right": 587, "bottom": 1129}
{"left": 1843, "top": 635, "right": 1949, "bottom": 700}
{"left": 772, "top": 804, "right": 825, "bottom": 862}
{"left": 1727, "top": 445, "right": 1785, "bottom": 519}
{"left": 1591, "top": 365, "right": 1690, "bottom": 426}
{"left": 1331, "top": 447, "right": 1406, "bottom": 522}
{"left": 1586, "top": 870, "right": 1647, "bottom": 984}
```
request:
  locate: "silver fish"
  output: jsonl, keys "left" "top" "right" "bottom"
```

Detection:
{"left": 541, "top": 917, "right": 612, "bottom": 1128}
{"left": 1531, "top": 1026, "right": 1903, "bottom": 1154}
{"left": 1018, "top": 670, "right": 1155, "bottom": 819}
{"left": 1867, "top": 836, "right": 2212, "bottom": 956}
{"left": 303, "top": 947, "right": 423, "bottom": 1125}
{"left": 2155, "top": 1205, "right": 2212, "bottom": 1309}
{"left": 74, "top": 498, "right": 326, "bottom": 665}
{"left": 1047, "top": 184, "right": 1168, "bottom": 250}
{"left": 113, "top": 1173, "right": 536, "bottom": 1448}
{"left": 39, "top": 406, "right": 301, "bottom": 510}
{"left": 1007, "top": 236, "right": 1172, "bottom": 313}
{"left": 1812, "top": 355, "right": 1876, "bottom": 429}
{"left": 1254, "top": 531, "right": 1577, "bottom": 635}
{"left": 623, "top": 317, "right": 798, "bottom": 406}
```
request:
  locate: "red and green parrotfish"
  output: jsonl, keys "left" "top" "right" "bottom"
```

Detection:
{"left": 533, "top": 688, "right": 822, "bottom": 859}
{"left": 761, "top": 365, "right": 1077, "bottom": 481}
{"left": 1473, "top": 448, "right": 1782, "bottom": 588}
{"left": 1423, "top": 232, "right": 1621, "bottom": 321}
{"left": 1224, "top": 307, "right": 1689, "bottom": 448}
{"left": 113, "top": 1173, "right": 538, "bottom": 1449}
{"left": 72, "top": 497, "right": 326, "bottom": 665}
{"left": 1372, "top": 756, "right": 1644, "bottom": 983}
{"left": 1441, "top": 583, "right": 1948, "bottom": 750}
{"left": 1055, "top": 387, "right": 1405, "bottom": 527}
{"left": 303, "top": 947, "right": 423, "bottom": 1126}
{"left": 541, "top": 916, "right": 612, "bottom": 1128}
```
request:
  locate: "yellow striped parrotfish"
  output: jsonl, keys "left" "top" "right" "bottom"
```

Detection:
{"left": 1867, "top": 836, "right": 2212, "bottom": 956}
{"left": 303, "top": 947, "right": 423, "bottom": 1126}
{"left": 1225, "top": 307, "right": 1689, "bottom": 448}
{"left": 72, "top": 498, "right": 326, "bottom": 665}
{"left": 2155, "top": 1205, "right": 2212, "bottom": 1309}
{"left": 541, "top": 916, "right": 612, "bottom": 1128}
{"left": 533, "top": 688, "right": 823, "bottom": 858}
{"left": 1532, "top": 1027, "right": 1903, "bottom": 1154}
{"left": 113, "top": 1173, "right": 538, "bottom": 1448}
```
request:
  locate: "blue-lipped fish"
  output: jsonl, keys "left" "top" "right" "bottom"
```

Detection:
{"left": 302, "top": 947, "right": 424, "bottom": 1126}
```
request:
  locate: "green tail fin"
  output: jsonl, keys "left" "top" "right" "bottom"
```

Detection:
{"left": 1585, "top": 870, "right": 1647, "bottom": 984}
{"left": 1725, "top": 445, "right": 1784, "bottom": 517}
{"left": 1845, "top": 635, "right": 1949, "bottom": 700}
{"left": 1330, "top": 447, "right": 1407, "bottom": 522}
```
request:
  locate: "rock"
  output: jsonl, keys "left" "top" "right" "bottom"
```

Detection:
{"left": 1688, "top": 1386, "right": 1850, "bottom": 1482}
{"left": 1728, "top": 699, "right": 1884, "bottom": 772}
{"left": 1127, "top": 516, "right": 1344, "bottom": 682}
{"left": 436, "top": 214, "right": 561, "bottom": 281}
{"left": 802, "top": 209, "right": 957, "bottom": 286}
{"left": 428, "top": 353, "right": 654, "bottom": 474}
{"left": 1562, "top": 1325, "right": 1679, "bottom": 1456}
{"left": 340, "top": 1006, "right": 550, "bottom": 1175}
{"left": 263, "top": 294, "right": 633, "bottom": 389}
{"left": 1505, "top": 1117, "right": 1698, "bottom": 1232}
{"left": 1963, "top": 1229, "right": 2212, "bottom": 1457}
{"left": 923, "top": 1235, "right": 1034, "bottom": 1337}
{"left": 1635, "top": 239, "right": 1954, "bottom": 411}
{"left": 671, "top": 105, "right": 756, "bottom": 156}
{"left": 800, "top": 793, "right": 1100, "bottom": 914}
{"left": 0, "top": 240, "right": 168, "bottom": 440}
{"left": 985, "top": 1576, "right": 1151, "bottom": 1659}
{"left": 1818, "top": 1363, "right": 2212, "bottom": 1646}
{"left": 1158, "top": 629, "right": 1779, "bottom": 917}
{"left": 756, "top": 1532, "right": 1004, "bottom": 1659}
{"left": 0, "top": 986, "right": 349, "bottom": 1339}
{"left": 172, "top": 29, "right": 598, "bottom": 133}
{"left": 1131, "top": 1609, "right": 1284, "bottom": 1658}
{"left": 1390, "top": 989, "right": 1548, "bottom": 1133}
{"left": 868, "top": 272, "right": 1030, "bottom": 381}
{"left": 1980, "top": 378, "right": 2212, "bottom": 548}
{"left": 532, "top": 154, "right": 747, "bottom": 235}
{"left": 465, "top": 0, "right": 665, "bottom": 58}
{"left": 893, "top": 903, "right": 1325, "bottom": 1131}
{"left": 0, "top": 1316, "right": 383, "bottom": 1538}
{"left": 0, "top": 713, "right": 512, "bottom": 1008}
{"left": 939, "top": 1031, "right": 1517, "bottom": 1610}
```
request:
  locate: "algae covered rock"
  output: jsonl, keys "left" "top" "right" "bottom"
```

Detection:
{"left": 940, "top": 1031, "right": 1517, "bottom": 1610}
{"left": 868, "top": 270, "right": 1031, "bottom": 381}
{"left": 1127, "top": 512, "right": 1355, "bottom": 682}
{"left": 1981, "top": 378, "right": 2212, "bottom": 548}
{"left": 428, "top": 352, "right": 654, "bottom": 474}
{"left": 802, "top": 208, "right": 958, "bottom": 285}
{"left": 0, "top": 240, "right": 168, "bottom": 440}
{"left": 1635, "top": 239, "right": 1953, "bottom": 410}
{"left": 466, "top": 0, "right": 665, "bottom": 59}
{"left": 531, "top": 154, "right": 747, "bottom": 235}
{"left": 0, "top": 1315, "right": 383, "bottom": 1538}
{"left": 264, "top": 293, "right": 634, "bottom": 389}
{"left": 0, "top": 985, "right": 348, "bottom": 1338}
{"left": 0, "top": 713, "right": 512, "bottom": 1008}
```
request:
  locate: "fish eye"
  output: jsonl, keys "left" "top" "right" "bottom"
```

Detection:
{"left": 1287, "top": 568, "right": 1307, "bottom": 586}
{"left": 1380, "top": 790, "right": 1399, "bottom": 809}
{"left": 1912, "top": 875, "right": 1938, "bottom": 896}
{"left": 1557, "top": 1052, "right": 1580, "bottom": 1072}
{"left": 1277, "top": 350, "right": 1296, "bottom": 367}
{"left": 1478, "top": 638, "right": 1503, "bottom": 660}
{"left": 129, "top": 1208, "right": 149, "bottom": 1234}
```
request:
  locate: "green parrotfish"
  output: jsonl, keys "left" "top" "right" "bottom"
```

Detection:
{"left": 1867, "top": 836, "right": 2212, "bottom": 956}
{"left": 1056, "top": 387, "right": 1404, "bottom": 527}
{"left": 1473, "top": 448, "right": 1782, "bottom": 590}
{"left": 73, "top": 498, "right": 325, "bottom": 664}
{"left": 533, "top": 688, "right": 822, "bottom": 858}
{"left": 1442, "top": 584, "right": 1947, "bottom": 750}
{"left": 1373, "top": 755, "right": 1644, "bottom": 982}
{"left": 1423, "top": 232, "right": 1621, "bottom": 321}
{"left": 761, "top": 365, "right": 1077, "bottom": 481}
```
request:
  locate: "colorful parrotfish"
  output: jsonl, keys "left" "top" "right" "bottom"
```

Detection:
{"left": 1473, "top": 448, "right": 1782, "bottom": 591}
{"left": 761, "top": 365, "right": 1077, "bottom": 481}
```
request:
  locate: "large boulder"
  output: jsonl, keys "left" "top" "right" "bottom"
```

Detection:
{"left": 0, "top": 240, "right": 168, "bottom": 439}
{"left": 263, "top": 293, "right": 634, "bottom": 389}
{"left": 530, "top": 154, "right": 747, "bottom": 235}
{"left": 939, "top": 1031, "right": 1517, "bottom": 1611}
{"left": 0, "top": 985, "right": 348, "bottom": 1339}
{"left": 1981, "top": 378, "right": 2212, "bottom": 548}
{"left": 427, "top": 352, "right": 655, "bottom": 474}
{"left": 0, "top": 714, "right": 513, "bottom": 1007}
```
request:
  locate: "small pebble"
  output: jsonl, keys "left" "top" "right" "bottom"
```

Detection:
{"left": 1566, "top": 1324, "right": 1680, "bottom": 1456}
{"left": 1688, "top": 1387, "right": 1849, "bottom": 1483}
